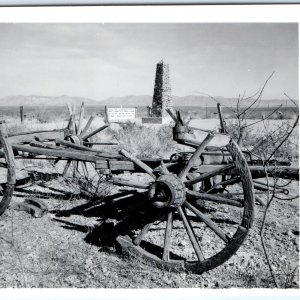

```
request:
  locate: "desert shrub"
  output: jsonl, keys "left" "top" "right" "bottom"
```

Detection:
{"left": 226, "top": 118, "right": 298, "bottom": 162}
{"left": 109, "top": 122, "right": 176, "bottom": 159}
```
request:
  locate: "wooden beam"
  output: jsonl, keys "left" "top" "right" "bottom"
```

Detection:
{"left": 110, "top": 177, "right": 149, "bottom": 189}
{"left": 185, "top": 164, "right": 234, "bottom": 186}
{"left": 187, "top": 190, "right": 243, "bottom": 207}
{"left": 12, "top": 144, "right": 98, "bottom": 162}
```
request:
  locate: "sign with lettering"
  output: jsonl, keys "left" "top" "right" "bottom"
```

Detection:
{"left": 107, "top": 107, "right": 136, "bottom": 122}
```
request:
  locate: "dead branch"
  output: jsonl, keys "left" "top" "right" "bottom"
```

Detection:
{"left": 259, "top": 163, "right": 279, "bottom": 288}
{"left": 238, "top": 72, "right": 275, "bottom": 118}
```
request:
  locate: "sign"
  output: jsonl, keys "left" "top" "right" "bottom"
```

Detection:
{"left": 107, "top": 107, "right": 136, "bottom": 122}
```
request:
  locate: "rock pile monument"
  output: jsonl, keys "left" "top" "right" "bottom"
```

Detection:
{"left": 152, "top": 60, "right": 173, "bottom": 118}
{"left": 142, "top": 60, "right": 174, "bottom": 124}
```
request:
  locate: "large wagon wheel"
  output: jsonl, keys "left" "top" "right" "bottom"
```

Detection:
{"left": 0, "top": 122, "right": 16, "bottom": 216}
{"left": 114, "top": 135, "right": 255, "bottom": 274}
{"left": 56, "top": 103, "right": 111, "bottom": 183}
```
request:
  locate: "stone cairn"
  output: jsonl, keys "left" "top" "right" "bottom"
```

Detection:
{"left": 151, "top": 60, "right": 173, "bottom": 119}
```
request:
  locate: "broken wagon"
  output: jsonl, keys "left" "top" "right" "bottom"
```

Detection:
{"left": 0, "top": 106, "right": 298, "bottom": 274}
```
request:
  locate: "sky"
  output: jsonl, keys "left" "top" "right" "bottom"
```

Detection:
{"left": 0, "top": 23, "right": 298, "bottom": 100}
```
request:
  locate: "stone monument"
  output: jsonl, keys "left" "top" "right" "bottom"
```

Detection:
{"left": 151, "top": 60, "right": 173, "bottom": 119}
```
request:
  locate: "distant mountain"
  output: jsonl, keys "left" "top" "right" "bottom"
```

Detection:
{"left": 99, "top": 94, "right": 293, "bottom": 108}
{"left": 99, "top": 95, "right": 152, "bottom": 106}
{"left": 0, "top": 95, "right": 99, "bottom": 106}
{"left": 0, "top": 94, "right": 294, "bottom": 107}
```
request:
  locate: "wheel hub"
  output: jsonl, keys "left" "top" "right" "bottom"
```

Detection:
{"left": 148, "top": 174, "right": 186, "bottom": 208}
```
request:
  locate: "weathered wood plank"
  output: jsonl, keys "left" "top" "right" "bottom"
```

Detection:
{"left": 187, "top": 190, "right": 243, "bottom": 207}
{"left": 0, "top": 122, "right": 16, "bottom": 216}
{"left": 8, "top": 129, "right": 65, "bottom": 144}
{"left": 95, "top": 160, "right": 135, "bottom": 171}
{"left": 12, "top": 144, "right": 98, "bottom": 162}
{"left": 185, "top": 164, "right": 234, "bottom": 186}
{"left": 110, "top": 177, "right": 149, "bottom": 189}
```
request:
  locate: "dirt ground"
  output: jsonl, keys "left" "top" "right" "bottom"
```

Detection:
{"left": 0, "top": 167, "right": 299, "bottom": 289}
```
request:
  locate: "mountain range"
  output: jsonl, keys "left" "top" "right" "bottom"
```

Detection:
{"left": 0, "top": 94, "right": 294, "bottom": 107}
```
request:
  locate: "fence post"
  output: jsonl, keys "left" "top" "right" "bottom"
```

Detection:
{"left": 20, "top": 106, "right": 24, "bottom": 124}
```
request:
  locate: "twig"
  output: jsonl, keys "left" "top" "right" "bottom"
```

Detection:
{"left": 242, "top": 105, "right": 283, "bottom": 129}
{"left": 238, "top": 72, "right": 275, "bottom": 117}
{"left": 259, "top": 163, "right": 279, "bottom": 288}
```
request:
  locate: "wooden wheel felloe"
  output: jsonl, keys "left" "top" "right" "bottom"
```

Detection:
{"left": 0, "top": 122, "right": 16, "bottom": 216}
{"left": 116, "top": 137, "right": 255, "bottom": 274}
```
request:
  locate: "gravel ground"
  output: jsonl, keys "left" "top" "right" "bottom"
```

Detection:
{"left": 0, "top": 172, "right": 298, "bottom": 288}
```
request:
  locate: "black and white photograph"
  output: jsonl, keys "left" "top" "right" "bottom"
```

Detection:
{"left": 0, "top": 6, "right": 299, "bottom": 291}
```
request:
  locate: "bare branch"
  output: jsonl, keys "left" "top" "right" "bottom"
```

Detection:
{"left": 238, "top": 72, "right": 275, "bottom": 118}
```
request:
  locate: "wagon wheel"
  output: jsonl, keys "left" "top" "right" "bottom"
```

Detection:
{"left": 0, "top": 122, "right": 16, "bottom": 216}
{"left": 60, "top": 103, "right": 108, "bottom": 180}
{"left": 114, "top": 138, "right": 255, "bottom": 274}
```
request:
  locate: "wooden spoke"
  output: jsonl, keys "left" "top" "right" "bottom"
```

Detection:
{"left": 177, "top": 206, "right": 204, "bottom": 262}
{"left": 66, "top": 103, "right": 73, "bottom": 116}
{"left": 120, "top": 149, "right": 156, "bottom": 180}
{"left": 72, "top": 161, "right": 79, "bottom": 177}
{"left": 160, "top": 160, "right": 170, "bottom": 175}
{"left": 162, "top": 211, "right": 173, "bottom": 261}
{"left": 81, "top": 125, "right": 109, "bottom": 141}
{"left": 55, "top": 139, "right": 102, "bottom": 153}
{"left": 187, "top": 190, "right": 243, "bottom": 207}
{"left": 185, "top": 164, "right": 234, "bottom": 186}
{"left": 166, "top": 108, "right": 179, "bottom": 123}
{"left": 133, "top": 223, "right": 153, "bottom": 246}
{"left": 178, "top": 132, "right": 214, "bottom": 180}
{"left": 63, "top": 159, "right": 72, "bottom": 177}
{"left": 66, "top": 114, "right": 74, "bottom": 130}
{"left": 83, "top": 141, "right": 118, "bottom": 146}
{"left": 110, "top": 177, "right": 150, "bottom": 189}
{"left": 77, "top": 102, "right": 85, "bottom": 135}
{"left": 79, "top": 115, "right": 95, "bottom": 138}
{"left": 81, "top": 161, "right": 89, "bottom": 180}
{"left": 184, "top": 201, "right": 229, "bottom": 243}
